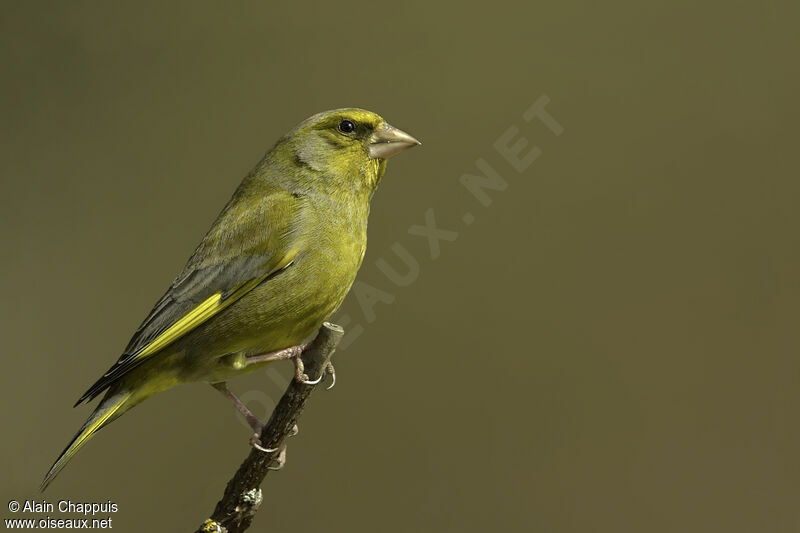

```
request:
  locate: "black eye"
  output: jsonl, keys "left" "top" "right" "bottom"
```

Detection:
{"left": 338, "top": 119, "right": 356, "bottom": 134}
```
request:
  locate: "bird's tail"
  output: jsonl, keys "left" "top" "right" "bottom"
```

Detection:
{"left": 41, "top": 389, "right": 135, "bottom": 491}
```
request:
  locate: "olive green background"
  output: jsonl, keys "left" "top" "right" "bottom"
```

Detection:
{"left": 2, "top": 1, "right": 799, "bottom": 531}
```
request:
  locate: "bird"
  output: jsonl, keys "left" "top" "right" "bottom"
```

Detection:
{"left": 41, "top": 108, "right": 421, "bottom": 490}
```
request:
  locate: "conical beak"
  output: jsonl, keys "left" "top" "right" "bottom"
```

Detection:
{"left": 368, "top": 123, "right": 422, "bottom": 159}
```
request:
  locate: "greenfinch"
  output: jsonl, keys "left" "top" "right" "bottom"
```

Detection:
{"left": 42, "top": 108, "right": 421, "bottom": 490}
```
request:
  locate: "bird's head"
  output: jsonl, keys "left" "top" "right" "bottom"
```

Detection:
{"left": 284, "top": 108, "right": 421, "bottom": 192}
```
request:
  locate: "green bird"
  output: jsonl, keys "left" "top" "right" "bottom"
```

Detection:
{"left": 42, "top": 108, "right": 421, "bottom": 490}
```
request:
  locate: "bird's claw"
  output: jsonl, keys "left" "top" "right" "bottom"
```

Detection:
{"left": 267, "top": 445, "right": 287, "bottom": 470}
{"left": 250, "top": 433, "right": 279, "bottom": 453}
{"left": 292, "top": 354, "right": 323, "bottom": 385}
{"left": 298, "top": 373, "right": 323, "bottom": 385}
{"left": 325, "top": 361, "right": 336, "bottom": 390}
{"left": 250, "top": 429, "right": 293, "bottom": 472}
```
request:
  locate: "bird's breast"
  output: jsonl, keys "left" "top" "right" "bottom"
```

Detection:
{"left": 239, "top": 194, "right": 368, "bottom": 352}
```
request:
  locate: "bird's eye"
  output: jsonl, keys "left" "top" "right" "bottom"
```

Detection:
{"left": 338, "top": 120, "right": 356, "bottom": 134}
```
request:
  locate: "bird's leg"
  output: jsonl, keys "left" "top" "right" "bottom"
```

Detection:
{"left": 211, "top": 382, "right": 279, "bottom": 453}
{"left": 217, "top": 341, "right": 327, "bottom": 466}
{"left": 211, "top": 382, "right": 263, "bottom": 433}
{"left": 245, "top": 343, "right": 324, "bottom": 385}
{"left": 210, "top": 382, "right": 299, "bottom": 469}
{"left": 244, "top": 344, "right": 307, "bottom": 365}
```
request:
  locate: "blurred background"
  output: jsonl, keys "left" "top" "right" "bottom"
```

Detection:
{"left": 2, "top": 1, "right": 799, "bottom": 531}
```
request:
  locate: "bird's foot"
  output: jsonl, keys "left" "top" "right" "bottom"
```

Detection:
{"left": 245, "top": 344, "right": 328, "bottom": 386}
{"left": 324, "top": 361, "right": 336, "bottom": 390}
{"left": 250, "top": 424, "right": 295, "bottom": 471}
{"left": 292, "top": 355, "right": 323, "bottom": 385}
{"left": 245, "top": 344, "right": 323, "bottom": 384}
{"left": 266, "top": 443, "right": 287, "bottom": 470}
{"left": 250, "top": 433, "right": 280, "bottom": 453}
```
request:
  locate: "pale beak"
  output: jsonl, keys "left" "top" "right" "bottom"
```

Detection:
{"left": 368, "top": 123, "right": 422, "bottom": 159}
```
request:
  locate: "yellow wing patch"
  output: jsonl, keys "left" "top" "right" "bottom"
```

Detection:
{"left": 134, "top": 292, "right": 222, "bottom": 359}
{"left": 131, "top": 251, "right": 297, "bottom": 362}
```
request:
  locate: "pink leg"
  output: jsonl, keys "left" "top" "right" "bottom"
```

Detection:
{"left": 212, "top": 382, "right": 279, "bottom": 452}
{"left": 245, "top": 343, "right": 323, "bottom": 385}
{"left": 211, "top": 382, "right": 301, "bottom": 458}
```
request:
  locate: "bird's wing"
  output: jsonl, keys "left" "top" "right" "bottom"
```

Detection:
{"left": 75, "top": 189, "right": 305, "bottom": 405}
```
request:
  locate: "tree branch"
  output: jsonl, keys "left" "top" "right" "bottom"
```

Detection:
{"left": 195, "top": 322, "right": 344, "bottom": 533}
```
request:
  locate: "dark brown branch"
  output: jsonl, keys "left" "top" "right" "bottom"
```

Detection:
{"left": 195, "top": 322, "right": 344, "bottom": 533}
